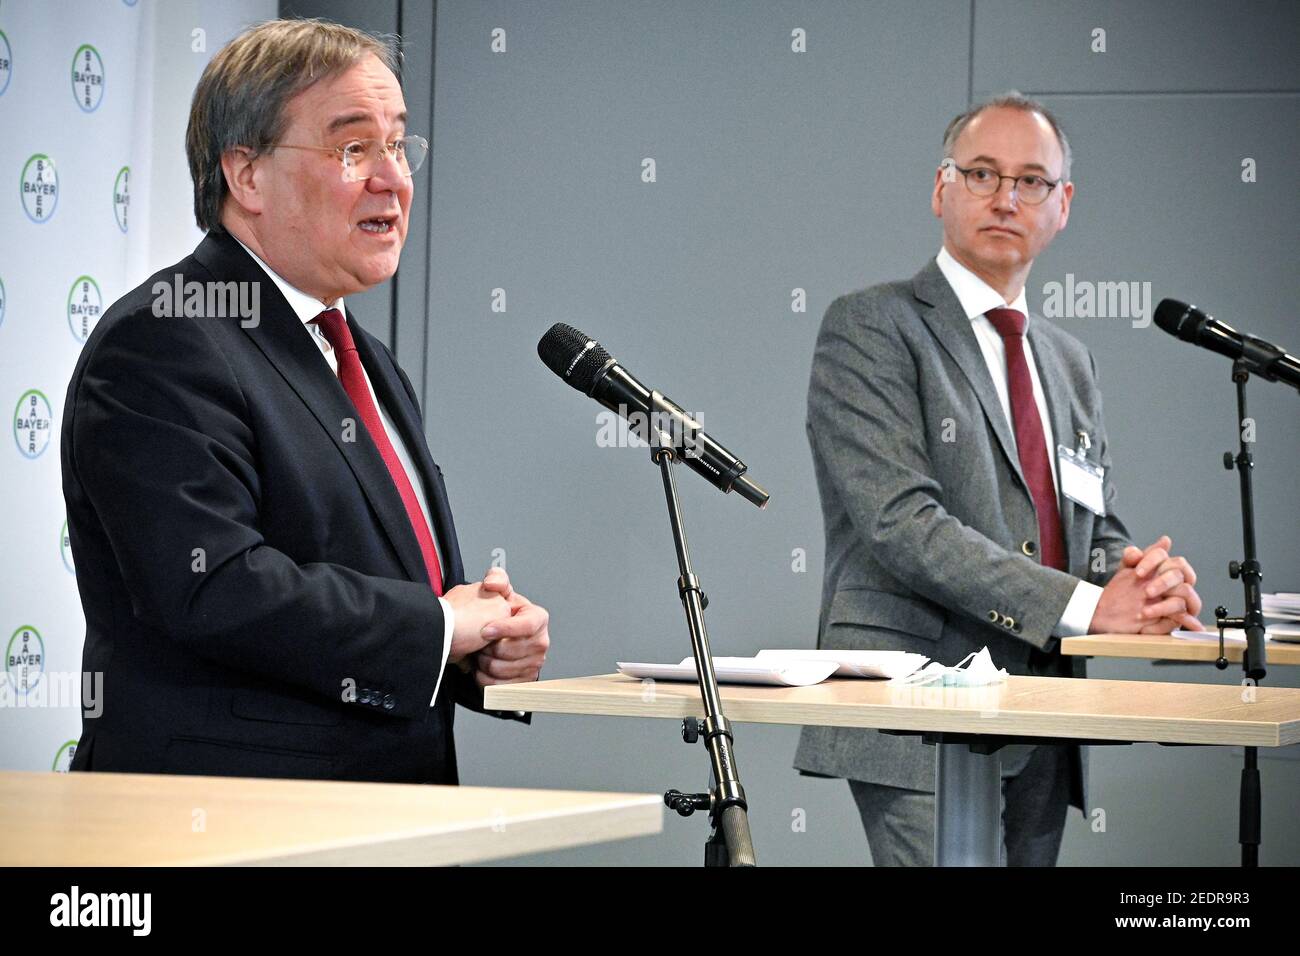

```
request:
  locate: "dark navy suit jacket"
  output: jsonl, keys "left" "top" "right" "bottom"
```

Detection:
{"left": 61, "top": 231, "right": 517, "bottom": 784}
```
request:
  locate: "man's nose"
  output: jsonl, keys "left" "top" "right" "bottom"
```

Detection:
{"left": 990, "top": 178, "right": 1020, "bottom": 213}
{"left": 367, "top": 149, "right": 409, "bottom": 193}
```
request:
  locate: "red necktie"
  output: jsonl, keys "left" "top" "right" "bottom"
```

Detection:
{"left": 312, "top": 309, "right": 444, "bottom": 594}
{"left": 984, "top": 308, "right": 1067, "bottom": 572}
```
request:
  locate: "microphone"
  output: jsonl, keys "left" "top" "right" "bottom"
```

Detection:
{"left": 537, "top": 323, "right": 769, "bottom": 508}
{"left": 1154, "top": 299, "right": 1300, "bottom": 393}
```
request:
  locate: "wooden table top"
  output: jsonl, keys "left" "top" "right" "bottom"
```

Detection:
{"left": 0, "top": 770, "right": 662, "bottom": 866}
{"left": 486, "top": 672, "right": 1300, "bottom": 747}
{"left": 1062, "top": 632, "right": 1300, "bottom": 665}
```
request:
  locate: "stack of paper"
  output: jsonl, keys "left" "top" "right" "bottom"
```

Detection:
{"left": 1173, "top": 626, "right": 1300, "bottom": 644}
{"left": 617, "top": 657, "right": 836, "bottom": 687}
{"left": 1263, "top": 592, "right": 1300, "bottom": 622}
{"left": 754, "top": 649, "right": 931, "bottom": 679}
{"left": 616, "top": 650, "right": 930, "bottom": 687}
{"left": 1170, "top": 593, "right": 1300, "bottom": 644}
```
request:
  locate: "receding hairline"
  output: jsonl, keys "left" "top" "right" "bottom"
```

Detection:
{"left": 953, "top": 110, "right": 1065, "bottom": 175}
{"left": 943, "top": 94, "right": 1073, "bottom": 182}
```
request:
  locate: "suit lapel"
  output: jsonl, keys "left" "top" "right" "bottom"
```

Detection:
{"left": 911, "top": 259, "right": 1027, "bottom": 491}
{"left": 193, "top": 233, "right": 429, "bottom": 585}
{"left": 1026, "top": 321, "right": 1085, "bottom": 572}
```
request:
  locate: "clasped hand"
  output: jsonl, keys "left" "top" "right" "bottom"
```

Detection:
{"left": 1089, "top": 534, "right": 1204, "bottom": 634}
{"left": 443, "top": 567, "right": 550, "bottom": 686}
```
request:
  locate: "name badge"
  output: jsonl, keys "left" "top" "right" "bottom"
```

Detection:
{"left": 1058, "top": 431, "right": 1105, "bottom": 516}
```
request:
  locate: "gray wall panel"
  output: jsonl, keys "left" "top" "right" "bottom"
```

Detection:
{"left": 974, "top": 0, "right": 1299, "bottom": 94}
{"left": 1026, "top": 93, "right": 1299, "bottom": 592}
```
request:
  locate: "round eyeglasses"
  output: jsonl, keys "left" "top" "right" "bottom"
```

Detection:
{"left": 942, "top": 159, "right": 1060, "bottom": 205}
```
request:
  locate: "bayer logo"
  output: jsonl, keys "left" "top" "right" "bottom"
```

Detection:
{"left": 13, "top": 389, "right": 53, "bottom": 459}
{"left": 6, "top": 625, "right": 45, "bottom": 695}
{"left": 21, "top": 154, "right": 58, "bottom": 223}
{"left": 71, "top": 43, "right": 105, "bottom": 112}
{"left": 67, "top": 276, "right": 103, "bottom": 342}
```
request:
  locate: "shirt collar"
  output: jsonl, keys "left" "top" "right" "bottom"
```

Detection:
{"left": 232, "top": 235, "right": 344, "bottom": 328}
{"left": 935, "top": 245, "right": 1030, "bottom": 324}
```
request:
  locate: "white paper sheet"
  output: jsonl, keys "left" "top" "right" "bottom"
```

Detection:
{"left": 754, "top": 649, "right": 930, "bottom": 679}
{"left": 617, "top": 657, "right": 838, "bottom": 686}
{"left": 1172, "top": 626, "right": 1300, "bottom": 644}
{"left": 1262, "top": 592, "right": 1300, "bottom": 621}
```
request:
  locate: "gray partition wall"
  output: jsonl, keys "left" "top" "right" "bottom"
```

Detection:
{"left": 297, "top": 1, "right": 1299, "bottom": 865}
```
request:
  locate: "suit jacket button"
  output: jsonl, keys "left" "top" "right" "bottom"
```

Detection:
{"left": 382, "top": 694, "right": 396, "bottom": 710}
{"left": 988, "top": 609, "right": 999, "bottom": 622}
{"left": 1011, "top": 620, "right": 1023, "bottom": 633}
{"left": 1021, "top": 540, "right": 1037, "bottom": 556}
{"left": 1004, "top": 615, "right": 1017, "bottom": 630}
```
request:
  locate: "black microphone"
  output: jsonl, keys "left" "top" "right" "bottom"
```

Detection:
{"left": 1154, "top": 299, "right": 1300, "bottom": 393}
{"left": 537, "top": 323, "right": 769, "bottom": 508}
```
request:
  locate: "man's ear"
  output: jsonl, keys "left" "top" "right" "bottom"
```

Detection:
{"left": 1056, "top": 179, "right": 1074, "bottom": 234}
{"left": 220, "top": 146, "right": 265, "bottom": 218}
{"left": 931, "top": 165, "right": 947, "bottom": 219}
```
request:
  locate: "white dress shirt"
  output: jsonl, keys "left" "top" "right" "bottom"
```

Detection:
{"left": 233, "top": 237, "right": 454, "bottom": 704}
{"left": 935, "top": 246, "right": 1102, "bottom": 637}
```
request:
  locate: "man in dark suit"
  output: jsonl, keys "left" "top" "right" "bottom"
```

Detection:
{"left": 61, "top": 19, "right": 548, "bottom": 783}
{"left": 793, "top": 94, "right": 1203, "bottom": 864}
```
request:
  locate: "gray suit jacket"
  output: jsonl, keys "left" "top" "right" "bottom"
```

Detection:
{"left": 792, "top": 258, "right": 1134, "bottom": 811}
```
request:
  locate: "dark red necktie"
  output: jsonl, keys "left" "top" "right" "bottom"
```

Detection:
{"left": 984, "top": 308, "right": 1067, "bottom": 572}
{"left": 312, "top": 309, "right": 444, "bottom": 594}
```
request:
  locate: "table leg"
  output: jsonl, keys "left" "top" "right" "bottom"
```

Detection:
{"left": 934, "top": 742, "right": 1001, "bottom": 866}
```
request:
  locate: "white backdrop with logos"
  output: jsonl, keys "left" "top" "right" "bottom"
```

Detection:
{"left": 0, "top": 0, "right": 274, "bottom": 772}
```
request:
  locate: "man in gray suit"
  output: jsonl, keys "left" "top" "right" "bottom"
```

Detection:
{"left": 793, "top": 93, "right": 1204, "bottom": 866}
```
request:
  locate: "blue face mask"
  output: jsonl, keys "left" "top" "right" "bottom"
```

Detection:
{"left": 896, "top": 646, "right": 1008, "bottom": 687}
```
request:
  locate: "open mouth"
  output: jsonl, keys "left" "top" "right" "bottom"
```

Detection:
{"left": 357, "top": 215, "right": 398, "bottom": 235}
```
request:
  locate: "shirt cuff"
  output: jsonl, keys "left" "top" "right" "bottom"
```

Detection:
{"left": 1055, "top": 581, "right": 1104, "bottom": 637}
{"left": 430, "top": 597, "right": 455, "bottom": 705}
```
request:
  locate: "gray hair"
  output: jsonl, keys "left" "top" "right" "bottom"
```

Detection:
{"left": 942, "top": 92, "right": 1072, "bottom": 182}
{"left": 186, "top": 18, "right": 401, "bottom": 234}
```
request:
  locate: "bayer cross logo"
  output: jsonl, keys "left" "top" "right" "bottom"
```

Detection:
{"left": 6, "top": 625, "right": 45, "bottom": 694}
{"left": 113, "top": 166, "right": 130, "bottom": 232}
{"left": 67, "top": 276, "right": 102, "bottom": 342}
{"left": 21, "top": 154, "right": 58, "bottom": 223}
{"left": 0, "top": 30, "right": 12, "bottom": 97}
{"left": 13, "top": 389, "right": 53, "bottom": 459}
{"left": 71, "top": 43, "right": 104, "bottom": 112}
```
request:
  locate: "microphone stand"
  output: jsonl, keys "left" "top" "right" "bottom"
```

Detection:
{"left": 1211, "top": 358, "right": 1268, "bottom": 867}
{"left": 648, "top": 393, "right": 756, "bottom": 867}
